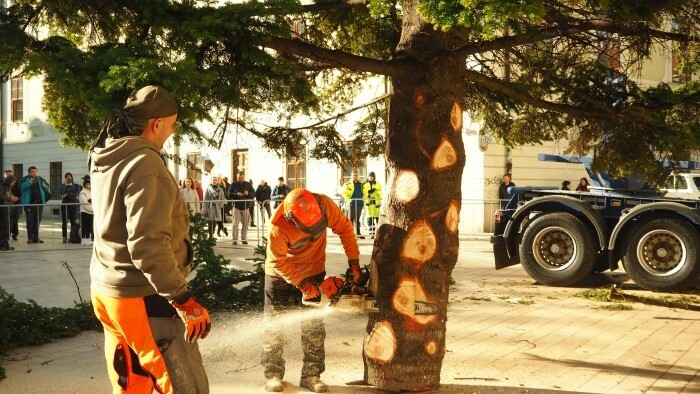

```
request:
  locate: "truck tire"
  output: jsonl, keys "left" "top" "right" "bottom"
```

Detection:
{"left": 621, "top": 218, "right": 700, "bottom": 292}
{"left": 519, "top": 212, "right": 596, "bottom": 286}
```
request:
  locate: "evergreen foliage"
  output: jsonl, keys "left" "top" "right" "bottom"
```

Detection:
{"left": 187, "top": 212, "right": 265, "bottom": 311}
{"left": 0, "top": 288, "right": 100, "bottom": 380}
{"left": 2, "top": 1, "right": 700, "bottom": 182}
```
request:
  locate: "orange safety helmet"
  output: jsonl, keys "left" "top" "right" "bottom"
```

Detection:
{"left": 283, "top": 189, "right": 328, "bottom": 234}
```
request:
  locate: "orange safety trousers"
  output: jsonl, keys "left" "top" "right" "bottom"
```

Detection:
{"left": 91, "top": 290, "right": 209, "bottom": 394}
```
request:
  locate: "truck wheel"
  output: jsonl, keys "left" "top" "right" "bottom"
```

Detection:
{"left": 519, "top": 212, "right": 596, "bottom": 286}
{"left": 621, "top": 218, "right": 700, "bottom": 292}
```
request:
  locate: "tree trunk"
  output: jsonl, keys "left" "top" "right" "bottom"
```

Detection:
{"left": 363, "top": 7, "right": 466, "bottom": 387}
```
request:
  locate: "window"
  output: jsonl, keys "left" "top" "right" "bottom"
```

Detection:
{"left": 10, "top": 77, "right": 23, "bottom": 123}
{"left": 50, "top": 162, "right": 62, "bottom": 198}
{"left": 231, "top": 149, "right": 249, "bottom": 179}
{"left": 186, "top": 152, "right": 202, "bottom": 182}
{"left": 12, "top": 164, "right": 23, "bottom": 180}
{"left": 286, "top": 145, "right": 306, "bottom": 189}
{"left": 340, "top": 142, "right": 367, "bottom": 184}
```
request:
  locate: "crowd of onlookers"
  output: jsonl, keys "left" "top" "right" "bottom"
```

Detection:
{"left": 1, "top": 168, "right": 94, "bottom": 250}
{"left": 177, "top": 170, "right": 384, "bottom": 244}
{"left": 1, "top": 166, "right": 384, "bottom": 251}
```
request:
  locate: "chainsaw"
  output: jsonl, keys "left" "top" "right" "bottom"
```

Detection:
{"left": 302, "top": 267, "right": 438, "bottom": 315}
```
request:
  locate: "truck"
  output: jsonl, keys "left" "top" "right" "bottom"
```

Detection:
{"left": 491, "top": 154, "right": 700, "bottom": 292}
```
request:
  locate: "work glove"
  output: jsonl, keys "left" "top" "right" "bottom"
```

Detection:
{"left": 299, "top": 279, "right": 321, "bottom": 302}
{"left": 171, "top": 291, "right": 212, "bottom": 343}
{"left": 348, "top": 259, "right": 361, "bottom": 284}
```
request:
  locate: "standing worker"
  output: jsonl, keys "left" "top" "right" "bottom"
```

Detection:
{"left": 88, "top": 85, "right": 211, "bottom": 393}
{"left": 362, "top": 171, "right": 382, "bottom": 238}
{"left": 262, "top": 188, "right": 361, "bottom": 392}
{"left": 342, "top": 170, "right": 365, "bottom": 239}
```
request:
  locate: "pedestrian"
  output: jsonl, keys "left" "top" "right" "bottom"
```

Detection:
{"left": 1, "top": 175, "right": 20, "bottom": 251}
{"left": 248, "top": 178, "right": 257, "bottom": 227}
{"left": 20, "top": 166, "right": 51, "bottom": 244}
{"left": 88, "top": 85, "right": 210, "bottom": 393}
{"left": 4, "top": 170, "right": 20, "bottom": 241}
{"left": 60, "top": 172, "right": 82, "bottom": 243}
{"left": 205, "top": 176, "right": 228, "bottom": 238}
{"left": 271, "top": 176, "right": 291, "bottom": 209}
{"left": 228, "top": 171, "right": 255, "bottom": 245}
{"left": 180, "top": 177, "right": 201, "bottom": 213}
{"left": 79, "top": 176, "right": 94, "bottom": 245}
{"left": 262, "top": 188, "right": 361, "bottom": 393}
{"left": 561, "top": 180, "right": 571, "bottom": 190}
{"left": 221, "top": 176, "right": 232, "bottom": 216}
{"left": 576, "top": 177, "right": 590, "bottom": 192}
{"left": 194, "top": 179, "right": 204, "bottom": 201}
{"left": 342, "top": 170, "right": 365, "bottom": 239}
{"left": 498, "top": 173, "right": 515, "bottom": 209}
{"left": 363, "top": 171, "right": 382, "bottom": 238}
{"left": 256, "top": 179, "right": 272, "bottom": 224}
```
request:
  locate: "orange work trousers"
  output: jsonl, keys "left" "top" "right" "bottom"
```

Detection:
{"left": 91, "top": 290, "right": 209, "bottom": 393}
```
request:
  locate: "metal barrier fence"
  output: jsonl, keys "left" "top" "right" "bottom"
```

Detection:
{"left": 0, "top": 198, "right": 505, "bottom": 252}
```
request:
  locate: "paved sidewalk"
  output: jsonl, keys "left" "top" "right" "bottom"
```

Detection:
{"left": 1, "top": 236, "right": 699, "bottom": 393}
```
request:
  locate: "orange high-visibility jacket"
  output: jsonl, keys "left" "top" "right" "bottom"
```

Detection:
{"left": 265, "top": 193, "right": 359, "bottom": 286}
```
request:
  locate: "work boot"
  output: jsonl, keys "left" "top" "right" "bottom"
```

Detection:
{"left": 265, "top": 377, "right": 284, "bottom": 392}
{"left": 300, "top": 376, "right": 328, "bottom": 393}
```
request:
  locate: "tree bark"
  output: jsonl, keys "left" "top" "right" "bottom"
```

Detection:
{"left": 363, "top": 3, "right": 466, "bottom": 387}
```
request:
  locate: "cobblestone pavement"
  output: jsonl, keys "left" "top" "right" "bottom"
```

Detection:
{"left": 0, "top": 235, "right": 699, "bottom": 393}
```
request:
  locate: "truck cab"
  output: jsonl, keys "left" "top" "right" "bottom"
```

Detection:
{"left": 661, "top": 173, "right": 700, "bottom": 200}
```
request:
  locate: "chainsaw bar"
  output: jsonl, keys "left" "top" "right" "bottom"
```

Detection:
{"left": 332, "top": 295, "right": 439, "bottom": 315}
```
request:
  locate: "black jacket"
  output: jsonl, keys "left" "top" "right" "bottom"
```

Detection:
{"left": 60, "top": 182, "right": 82, "bottom": 203}
{"left": 228, "top": 181, "right": 255, "bottom": 210}
{"left": 256, "top": 183, "right": 272, "bottom": 203}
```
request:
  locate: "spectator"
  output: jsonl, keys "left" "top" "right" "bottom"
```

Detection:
{"left": 249, "top": 178, "right": 257, "bottom": 227}
{"left": 205, "top": 176, "right": 228, "bottom": 238}
{"left": 363, "top": 171, "right": 382, "bottom": 238}
{"left": 180, "top": 177, "right": 201, "bottom": 213}
{"left": 561, "top": 180, "right": 571, "bottom": 190}
{"left": 4, "top": 170, "right": 20, "bottom": 241}
{"left": 342, "top": 170, "right": 365, "bottom": 239}
{"left": 221, "top": 176, "right": 232, "bottom": 218}
{"left": 79, "top": 176, "right": 94, "bottom": 245}
{"left": 60, "top": 172, "right": 82, "bottom": 243}
{"left": 88, "top": 85, "right": 210, "bottom": 392}
{"left": 1, "top": 175, "right": 20, "bottom": 251}
{"left": 498, "top": 173, "right": 515, "bottom": 209}
{"left": 271, "top": 176, "right": 291, "bottom": 209}
{"left": 576, "top": 177, "right": 590, "bottom": 192}
{"left": 194, "top": 179, "right": 204, "bottom": 201}
{"left": 256, "top": 179, "right": 272, "bottom": 224}
{"left": 20, "top": 166, "right": 51, "bottom": 244}
{"left": 261, "top": 188, "right": 361, "bottom": 393}
{"left": 228, "top": 171, "right": 255, "bottom": 245}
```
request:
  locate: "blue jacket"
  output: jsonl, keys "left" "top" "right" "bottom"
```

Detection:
{"left": 20, "top": 176, "right": 51, "bottom": 204}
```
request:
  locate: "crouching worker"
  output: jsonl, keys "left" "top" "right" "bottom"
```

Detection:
{"left": 89, "top": 85, "right": 211, "bottom": 393}
{"left": 262, "top": 188, "right": 362, "bottom": 392}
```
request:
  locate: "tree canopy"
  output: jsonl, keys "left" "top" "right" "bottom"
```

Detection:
{"left": 2, "top": 0, "right": 700, "bottom": 181}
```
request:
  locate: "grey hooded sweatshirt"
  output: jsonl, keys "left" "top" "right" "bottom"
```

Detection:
{"left": 89, "top": 136, "right": 193, "bottom": 300}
